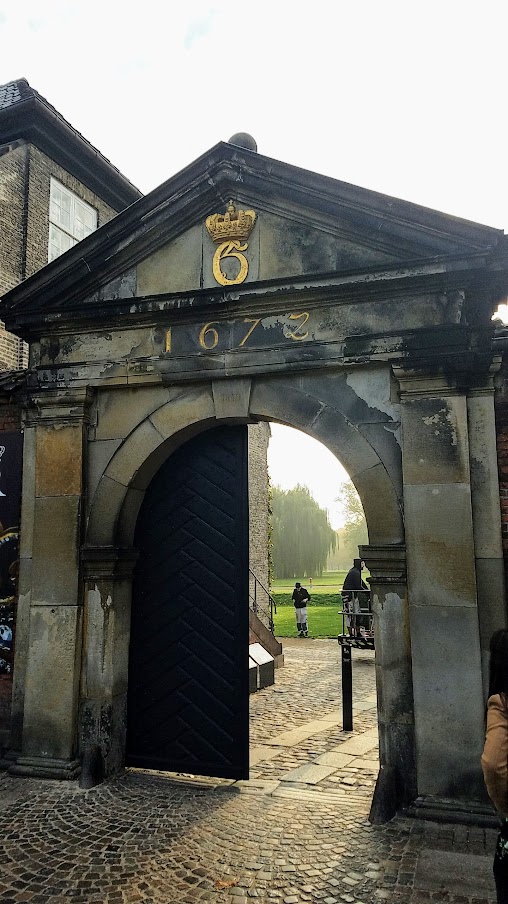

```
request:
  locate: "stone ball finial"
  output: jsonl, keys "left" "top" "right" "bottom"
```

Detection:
{"left": 228, "top": 133, "right": 258, "bottom": 152}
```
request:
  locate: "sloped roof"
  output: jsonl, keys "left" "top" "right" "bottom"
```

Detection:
{"left": 0, "top": 368, "right": 29, "bottom": 396}
{"left": 0, "top": 78, "right": 141, "bottom": 210}
{"left": 1, "top": 140, "right": 507, "bottom": 334}
{"left": 0, "top": 80, "right": 26, "bottom": 108}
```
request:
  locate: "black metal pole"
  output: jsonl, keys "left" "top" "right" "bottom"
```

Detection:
{"left": 341, "top": 642, "right": 353, "bottom": 731}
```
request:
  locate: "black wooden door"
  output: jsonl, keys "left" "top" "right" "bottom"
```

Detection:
{"left": 126, "top": 425, "right": 249, "bottom": 779}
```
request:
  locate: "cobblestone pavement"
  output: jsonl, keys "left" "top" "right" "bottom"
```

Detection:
{"left": 0, "top": 638, "right": 499, "bottom": 903}
{"left": 249, "top": 639, "right": 378, "bottom": 795}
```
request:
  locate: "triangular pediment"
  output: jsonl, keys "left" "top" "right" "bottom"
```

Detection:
{"left": 135, "top": 204, "right": 402, "bottom": 299}
{"left": 1, "top": 141, "right": 505, "bottom": 332}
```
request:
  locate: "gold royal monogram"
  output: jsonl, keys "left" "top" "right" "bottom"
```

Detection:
{"left": 205, "top": 200, "right": 256, "bottom": 286}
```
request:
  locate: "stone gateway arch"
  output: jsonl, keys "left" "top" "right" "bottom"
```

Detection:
{"left": 2, "top": 140, "right": 508, "bottom": 820}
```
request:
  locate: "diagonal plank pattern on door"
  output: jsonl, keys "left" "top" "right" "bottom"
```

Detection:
{"left": 126, "top": 425, "right": 249, "bottom": 779}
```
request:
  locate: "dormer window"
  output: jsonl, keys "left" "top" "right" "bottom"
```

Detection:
{"left": 48, "top": 178, "right": 97, "bottom": 262}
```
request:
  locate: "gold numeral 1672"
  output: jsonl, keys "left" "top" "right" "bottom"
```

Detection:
{"left": 288, "top": 312, "right": 310, "bottom": 341}
{"left": 198, "top": 322, "right": 219, "bottom": 350}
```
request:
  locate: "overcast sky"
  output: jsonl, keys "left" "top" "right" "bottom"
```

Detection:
{"left": 1, "top": 0, "right": 506, "bottom": 526}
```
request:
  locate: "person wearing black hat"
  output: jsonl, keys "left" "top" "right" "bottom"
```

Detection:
{"left": 342, "top": 558, "right": 369, "bottom": 637}
{"left": 292, "top": 581, "right": 311, "bottom": 637}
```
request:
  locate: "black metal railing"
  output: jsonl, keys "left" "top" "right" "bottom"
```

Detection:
{"left": 249, "top": 569, "right": 277, "bottom": 634}
{"left": 338, "top": 589, "right": 374, "bottom": 647}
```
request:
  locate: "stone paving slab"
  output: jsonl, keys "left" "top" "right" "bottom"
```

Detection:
{"left": 353, "top": 700, "right": 377, "bottom": 712}
{"left": 350, "top": 757, "right": 380, "bottom": 772}
{"left": 272, "top": 783, "right": 373, "bottom": 805}
{"left": 415, "top": 848, "right": 494, "bottom": 895}
{"left": 317, "top": 709, "right": 342, "bottom": 722}
{"left": 250, "top": 745, "right": 285, "bottom": 765}
{"left": 314, "top": 750, "right": 356, "bottom": 768}
{"left": 234, "top": 778, "right": 282, "bottom": 795}
{"left": 264, "top": 719, "right": 344, "bottom": 747}
{"left": 279, "top": 763, "right": 338, "bottom": 784}
{"left": 335, "top": 729, "right": 379, "bottom": 757}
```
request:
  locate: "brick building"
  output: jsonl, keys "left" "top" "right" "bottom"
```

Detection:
{"left": 0, "top": 78, "right": 142, "bottom": 368}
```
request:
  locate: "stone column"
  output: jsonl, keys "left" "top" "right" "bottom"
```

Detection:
{"left": 396, "top": 369, "right": 486, "bottom": 803}
{"left": 10, "top": 389, "right": 91, "bottom": 779}
{"left": 8, "top": 416, "right": 36, "bottom": 756}
{"left": 359, "top": 544, "right": 415, "bottom": 819}
{"left": 467, "top": 375, "right": 507, "bottom": 693}
{"left": 80, "top": 546, "right": 138, "bottom": 777}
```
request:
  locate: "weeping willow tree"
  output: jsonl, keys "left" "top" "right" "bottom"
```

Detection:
{"left": 336, "top": 480, "right": 368, "bottom": 561}
{"left": 271, "top": 484, "right": 337, "bottom": 579}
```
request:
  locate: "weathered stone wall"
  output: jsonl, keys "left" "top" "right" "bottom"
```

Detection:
{"left": 248, "top": 422, "right": 270, "bottom": 621}
{"left": 10, "top": 314, "right": 500, "bottom": 808}
{"left": 4, "top": 138, "right": 506, "bottom": 814}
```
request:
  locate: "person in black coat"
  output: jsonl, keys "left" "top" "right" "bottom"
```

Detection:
{"left": 342, "top": 558, "right": 369, "bottom": 637}
{"left": 292, "top": 581, "right": 310, "bottom": 637}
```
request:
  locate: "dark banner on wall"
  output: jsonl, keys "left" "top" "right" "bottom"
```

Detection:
{"left": 0, "top": 431, "right": 22, "bottom": 676}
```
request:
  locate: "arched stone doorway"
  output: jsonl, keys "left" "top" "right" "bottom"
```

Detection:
{"left": 78, "top": 369, "right": 411, "bottom": 806}
{"left": 1, "top": 140, "right": 506, "bottom": 821}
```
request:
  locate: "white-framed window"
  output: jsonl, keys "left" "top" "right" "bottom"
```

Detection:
{"left": 48, "top": 178, "right": 98, "bottom": 262}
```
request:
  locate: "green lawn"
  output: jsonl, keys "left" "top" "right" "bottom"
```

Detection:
{"left": 272, "top": 591, "right": 339, "bottom": 607}
{"left": 270, "top": 570, "right": 370, "bottom": 636}
{"left": 271, "top": 571, "right": 369, "bottom": 637}
{"left": 271, "top": 571, "right": 348, "bottom": 594}
{"left": 273, "top": 604, "right": 347, "bottom": 638}
{"left": 271, "top": 570, "right": 366, "bottom": 609}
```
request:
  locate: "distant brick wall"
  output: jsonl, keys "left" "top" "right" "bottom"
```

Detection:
{"left": 495, "top": 362, "right": 508, "bottom": 587}
{"left": 248, "top": 422, "right": 271, "bottom": 623}
{"left": 25, "top": 146, "right": 118, "bottom": 279}
{"left": 0, "top": 401, "right": 21, "bottom": 432}
{"left": 0, "top": 142, "right": 27, "bottom": 295}
{"left": 0, "top": 143, "right": 122, "bottom": 371}
{"left": 0, "top": 322, "right": 23, "bottom": 370}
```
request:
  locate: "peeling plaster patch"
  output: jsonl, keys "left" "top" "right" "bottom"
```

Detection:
{"left": 258, "top": 315, "right": 285, "bottom": 331}
{"left": 101, "top": 593, "right": 113, "bottom": 613}
{"left": 372, "top": 590, "right": 403, "bottom": 613}
{"left": 383, "top": 422, "right": 401, "bottom": 448}
{"left": 422, "top": 407, "right": 458, "bottom": 446}
{"left": 17, "top": 591, "right": 30, "bottom": 610}
{"left": 88, "top": 586, "right": 101, "bottom": 608}
{"left": 386, "top": 591, "right": 403, "bottom": 607}
{"left": 345, "top": 370, "right": 398, "bottom": 421}
{"left": 128, "top": 340, "right": 146, "bottom": 358}
{"left": 87, "top": 584, "right": 113, "bottom": 673}
{"left": 259, "top": 314, "right": 317, "bottom": 341}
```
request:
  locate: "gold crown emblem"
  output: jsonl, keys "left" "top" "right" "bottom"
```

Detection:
{"left": 205, "top": 200, "right": 256, "bottom": 244}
